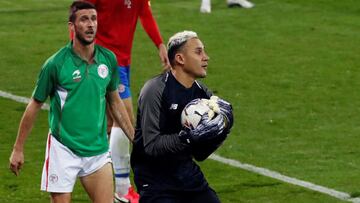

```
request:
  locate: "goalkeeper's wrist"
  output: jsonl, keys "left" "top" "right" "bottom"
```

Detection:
{"left": 178, "top": 129, "right": 193, "bottom": 144}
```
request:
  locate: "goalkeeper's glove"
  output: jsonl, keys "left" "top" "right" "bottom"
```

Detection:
{"left": 209, "top": 96, "right": 234, "bottom": 131}
{"left": 178, "top": 113, "right": 226, "bottom": 144}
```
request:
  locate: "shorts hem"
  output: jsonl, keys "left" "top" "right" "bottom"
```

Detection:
{"left": 78, "top": 157, "right": 112, "bottom": 177}
{"left": 41, "top": 187, "right": 73, "bottom": 193}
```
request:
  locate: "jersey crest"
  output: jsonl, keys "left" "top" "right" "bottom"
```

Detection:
{"left": 124, "top": 0, "right": 131, "bottom": 8}
{"left": 97, "top": 64, "right": 109, "bottom": 79}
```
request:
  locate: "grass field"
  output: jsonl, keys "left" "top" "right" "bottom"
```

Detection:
{"left": 1, "top": 0, "right": 360, "bottom": 202}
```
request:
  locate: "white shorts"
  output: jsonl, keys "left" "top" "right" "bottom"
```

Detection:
{"left": 41, "top": 134, "right": 112, "bottom": 193}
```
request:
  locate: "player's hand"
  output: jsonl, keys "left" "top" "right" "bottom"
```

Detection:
{"left": 158, "top": 43, "right": 171, "bottom": 70}
{"left": 209, "top": 96, "right": 233, "bottom": 130}
{"left": 178, "top": 113, "right": 226, "bottom": 144}
{"left": 178, "top": 127, "right": 192, "bottom": 144}
{"left": 9, "top": 149, "right": 24, "bottom": 176}
{"left": 195, "top": 113, "right": 226, "bottom": 139}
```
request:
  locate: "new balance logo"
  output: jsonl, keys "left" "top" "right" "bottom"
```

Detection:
{"left": 170, "top": 104, "right": 178, "bottom": 110}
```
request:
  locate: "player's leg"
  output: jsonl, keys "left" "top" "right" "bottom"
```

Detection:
{"left": 79, "top": 153, "right": 114, "bottom": 203}
{"left": 110, "top": 123, "right": 131, "bottom": 196}
{"left": 50, "top": 193, "right": 71, "bottom": 203}
{"left": 40, "top": 134, "right": 81, "bottom": 203}
{"left": 200, "top": 0, "right": 211, "bottom": 13}
{"left": 111, "top": 66, "right": 139, "bottom": 202}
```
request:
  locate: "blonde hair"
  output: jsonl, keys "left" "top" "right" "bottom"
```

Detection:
{"left": 167, "top": 31, "right": 198, "bottom": 66}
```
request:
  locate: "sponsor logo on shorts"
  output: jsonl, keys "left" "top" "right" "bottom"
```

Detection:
{"left": 98, "top": 64, "right": 109, "bottom": 79}
{"left": 49, "top": 174, "right": 58, "bottom": 184}
{"left": 118, "top": 84, "right": 125, "bottom": 93}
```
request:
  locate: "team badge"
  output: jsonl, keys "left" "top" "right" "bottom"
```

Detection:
{"left": 49, "top": 174, "right": 58, "bottom": 184}
{"left": 124, "top": 0, "right": 131, "bottom": 8}
{"left": 97, "top": 64, "right": 109, "bottom": 79}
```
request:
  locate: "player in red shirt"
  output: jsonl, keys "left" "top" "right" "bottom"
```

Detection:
{"left": 83, "top": 0, "right": 170, "bottom": 202}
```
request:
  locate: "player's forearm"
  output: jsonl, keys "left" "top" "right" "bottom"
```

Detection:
{"left": 143, "top": 132, "right": 191, "bottom": 158}
{"left": 157, "top": 43, "right": 170, "bottom": 68}
{"left": 192, "top": 133, "right": 227, "bottom": 161}
{"left": 13, "top": 99, "right": 42, "bottom": 151}
{"left": 139, "top": 5, "right": 163, "bottom": 47}
{"left": 109, "top": 96, "right": 134, "bottom": 142}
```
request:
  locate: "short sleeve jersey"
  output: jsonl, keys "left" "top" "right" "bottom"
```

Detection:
{"left": 32, "top": 42, "right": 119, "bottom": 157}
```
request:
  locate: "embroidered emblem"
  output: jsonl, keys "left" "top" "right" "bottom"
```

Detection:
{"left": 49, "top": 174, "right": 58, "bottom": 184}
{"left": 125, "top": 0, "right": 131, "bottom": 8}
{"left": 97, "top": 64, "right": 109, "bottom": 79}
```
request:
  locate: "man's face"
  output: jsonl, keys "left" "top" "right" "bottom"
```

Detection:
{"left": 180, "top": 38, "right": 209, "bottom": 78}
{"left": 71, "top": 9, "right": 97, "bottom": 45}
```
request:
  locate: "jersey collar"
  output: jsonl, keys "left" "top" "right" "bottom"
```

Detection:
{"left": 67, "top": 41, "right": 100, "bottom": 66}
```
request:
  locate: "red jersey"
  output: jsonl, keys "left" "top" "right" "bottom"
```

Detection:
{"left": 87, "top": 0, "right": 163, "bottom": 66}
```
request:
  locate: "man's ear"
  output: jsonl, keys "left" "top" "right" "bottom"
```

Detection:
{"left": 68, "top": 22, "right": 74, "bottom": 33}
{"left": 175, "top": 53, "right": 185, "bottom": 65}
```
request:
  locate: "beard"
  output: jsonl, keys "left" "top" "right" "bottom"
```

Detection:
{"left": 75, "top": 33, "right": 94, "bottom": 46}
{"left": 74, "top": 24, "right": 95, "bottom": 46}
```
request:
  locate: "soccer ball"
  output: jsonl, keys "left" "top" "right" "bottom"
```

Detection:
{"left": 181, "top": 98, "right": 212, "bottom": 129}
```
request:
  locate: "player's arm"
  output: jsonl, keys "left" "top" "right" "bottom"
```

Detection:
{"left": 139, "top": 0, "right": 170, "bottom": 69}
{"left": 191, "top": 96, "right": 234, "bottom": 161}
{"left": 191, "top": 131, "right": 228, "bottom": 161}
{"left": 9, "top": 57, "right": 56, "bottom": 176}
{"left": 9, "top": 99, "right": 43, "bottom": 176}
{"left": 177, "top": 110, "right": 229, "bottom": 161}
{"left": 105, "top": 51, "right": 134, "bottom": 141}
{"left": 107, "top": 91, "right": 134, "bottom": 142}
{"left": 157, "top": 43, "right": 170, "bottom": 69}
{"left": 138, "top": 80, "right": 191, "bottom": 158}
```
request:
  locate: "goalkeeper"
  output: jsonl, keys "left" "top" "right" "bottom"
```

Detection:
{"left": 131, "top": 30, "right": 234, "bottom": 202}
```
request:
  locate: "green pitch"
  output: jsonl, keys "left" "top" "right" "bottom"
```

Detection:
{"left": 1, "top": 0, "right": 359, "bottom": 202}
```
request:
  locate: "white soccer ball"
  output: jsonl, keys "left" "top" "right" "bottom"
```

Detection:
{"left": 181, "top": 98, "right": 212, "bottom": 129}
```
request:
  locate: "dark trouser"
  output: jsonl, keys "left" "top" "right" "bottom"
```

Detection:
{"left": 139, "top": 188, "right": 221, "bottom": 203}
